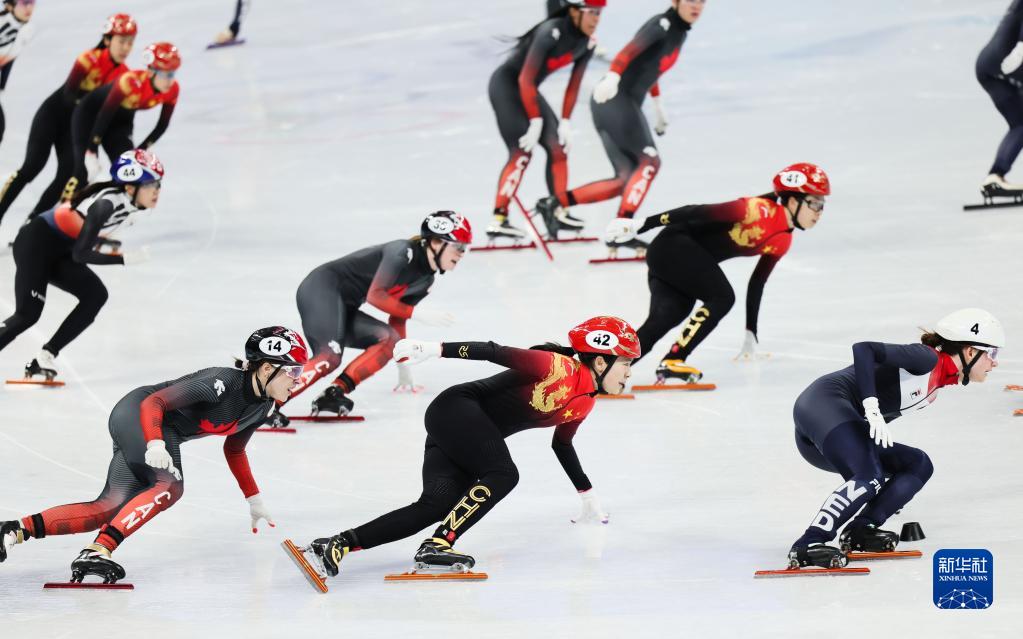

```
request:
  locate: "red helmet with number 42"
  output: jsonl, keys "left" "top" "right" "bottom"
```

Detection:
{"left": 569, "top": 316, "right": 641, "bottom": 359}
{"left": 104, "top": 13, "right": 138, "bottom": 36}
{"left": 245, "top": 327, "right": 309, "bottom": 366}
{"left": 773, "top": 163, "right": 830, "bottom": 196}
{"left": 144, "top": 42, "right": 181, "bottom": 72}
{"left": 422, "top": 211, "right": 473, "bottom": 245}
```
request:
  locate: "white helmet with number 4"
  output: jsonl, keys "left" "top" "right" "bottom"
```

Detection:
{"left": 935, "top": 308, "right": 1005, "bottom": 348}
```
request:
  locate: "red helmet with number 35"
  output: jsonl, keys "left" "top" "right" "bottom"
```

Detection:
{"left": 569, "top": 316, "right": 641, "bottom": 359}
{"left": 144, "top": 42, "right": 181, "bottom": 72}
{"left": 104, "top": 13, "right": 138, "bottom": 36}
{"left": 773, "top": 163, "right": 830, "bottom": 196}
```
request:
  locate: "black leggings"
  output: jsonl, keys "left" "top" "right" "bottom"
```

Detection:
{"left": 68, "top": 92, "right": 134, "bottom": 196}
{"left": 352, "top": 385, "right": 520, "bottom": 549}
{"left": 0, "top": 218, "right": 109, "bottom": 356}
{"left": 0, "top": 89, "right": 77, "bottom": 228}
{"left": 635, "top": 232, "right": 735, "bottom": 363}
{"left": 978, "top": 72, "right": 1023, "bottom": 176}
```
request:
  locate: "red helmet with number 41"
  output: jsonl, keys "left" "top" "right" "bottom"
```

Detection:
{"left": 104, "top": 13, "right": 138, "bottom": 36}
{"left": 569, "top": 316, "right": 641, "bottom": 359}
{"left": 144, "top": 42, "right": 181, "bottom": 72}
{"left": 773, "top": 163, "right": 830, "bottom": 196}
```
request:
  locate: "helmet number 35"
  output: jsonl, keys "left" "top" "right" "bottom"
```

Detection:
{"left": 587, "top": 330, "right": 619, "bottom": 350}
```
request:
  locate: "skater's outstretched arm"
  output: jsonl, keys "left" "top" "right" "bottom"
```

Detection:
{"left": 88, "top": 76, "right": 132, "bottom": 151}
{"left": 551, "top": 421, "right": 592, "bottom": 491}
{"left": 562, "top": 46, "right": 594, "bottom": 120}
{"left": 72, "top": 199, "right": 127, "bottom": 265}
{"left": 744, "top": 254, "right": 781, "bottom": 339}
{"left": 366, "top": 242, "right": 418, "bottom": 319}
{"left": 139, "top": 370, "right": 225, "bottom": 442}
{"left": 223, "top": 427, "right": 259, "bottom": 498}
{"left": 439, "top": 341, "right": 559, "bottom": 379}
{"left": 140, "top": 98, "right": 177, "bottom": 149}
{"left": 636, "top": 200, "right": 737, "bottom": 235}
{"left": 852, "top": 342, "right": 938, "bottom": 401}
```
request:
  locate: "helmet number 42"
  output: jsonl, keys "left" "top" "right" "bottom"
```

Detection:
{"left": 588, "top": 330, "right": 619, "bottom": 350}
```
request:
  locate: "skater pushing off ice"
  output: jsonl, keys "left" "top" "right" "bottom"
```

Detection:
{"left": 783, "top": 309, "right": 1003, "bottom": 573}
{"left": 0, "top": 327, "right": 308, "bottom": 586}
{"left": 283, "top": 316, "right": 638, "bottom": 591}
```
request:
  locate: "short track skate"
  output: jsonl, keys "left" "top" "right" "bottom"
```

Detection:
{"left": 847, "top": 550, "right": 923, "bottom": 561}
{"left": 281, "top": 539, "right": 329, "bottom": 593}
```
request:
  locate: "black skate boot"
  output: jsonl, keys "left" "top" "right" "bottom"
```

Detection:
{"left": 485, "top": 216, "right": 527, "bottom": 241}
{"left": 263, "top": 410, "right": 290, "bottom": 429}
{"left": 413, "top": 537, "right": 476, "bottom": 573}
{"left": 308, "top": 531, "right": 356, "bottom": 577}
{"left": 70, "top": 545, "right": 126, "bottom": 584}
{"left": 311, "top": 385, "right": 354, "bottom": 416}
{"left": 24, "top": 349, "right": 59, "bottom": 382}
{"left": 1, "top": 521, "right": 27, "bottom": 562}
{"left": 788, "top": 543, "right": 848, "bottom": 569}
{"left": 535, "top": 196, "right": 584, "bottom": 240}
{"left": 839, "top": 524, "right": 899, "bottom": 553}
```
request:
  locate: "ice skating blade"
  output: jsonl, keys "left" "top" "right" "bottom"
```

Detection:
{"left": 281, "top": 539, "right": 328, "bottom": 593}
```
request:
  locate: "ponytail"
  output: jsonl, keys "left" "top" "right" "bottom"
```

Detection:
{"left": 70, "top": 180, "right": 122, "bottom": 209}
{"left": 920, "top": 332, "right": 968, "bottom": 357}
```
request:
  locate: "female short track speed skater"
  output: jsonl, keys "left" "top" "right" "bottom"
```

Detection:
{"left": 290, "top": 316, "right": 638, "bottom": 581}
{"left": 785, "top": 309, "right": 1003, "bottom": 570}
{"left": 976, "top": 0, "right": 1023, "bottom": 195}
{"left": 211, "top": 0, "right": 249, "bottom": 47}
{"left": 609, "top": 163, "right": 829, "bottom": 384}
{"left": 486, "top": 0, "right": 601, "bottom": 241}
{"left": 278, "top": 211, "right": 471, "bottom": 424}
{"left": 0, "top": 13, "right": 136, "bottom": 231}
{"left": 0, "top": 149, "right": 163, "bottom": 380}
{"left": 0, "top": 327, "right": 308, "bottom": 584}
{"left": 65, "top": 42, "right": 180, "bottom": 198}
{"left": 535, "top": 0, "right": 703, "bottom": 244}
{"left": 0, "top": 0, "right": 36, "bottom": 148}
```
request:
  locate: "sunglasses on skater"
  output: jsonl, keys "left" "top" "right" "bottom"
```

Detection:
{"left": 803, "top": 197, "right": 825, "bottom": 212}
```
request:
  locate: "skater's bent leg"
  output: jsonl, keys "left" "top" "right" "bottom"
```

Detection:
{"left": 291, "top": 272, "right": 348, "bottom": 398}
{"left": 0, "top": 226, "right": 51, "bottom": 352}
{"left": 792, "top": 422, "right": 884, "bottom": 546}
{"left": 333, "top": 311, "right": 401, "bottom": 392}
{"left": 42, "top": 261, "right": 108, "bottom": 356}
{"left": 566, "top": 128, "right": 632, "bottom": 206}
{"left": 635, "top": 275, "right": 696, "bottom": 362}
{"left": 981, "top": 77, "right": 1023, "bottom": 176}
{"left": 848, "top": 444, "right": 933, "bottom": 529}
{"left": 352, "top": 442, "right": 472, "bottom": 549}
{"left": 494, "top": 150, "right": 532, "bottom": 215}
{"left": 617, "top": 151, "right": 661, "bottom": 218}
{"left": 538, "top": 96, "right": 568, "bottom": 198}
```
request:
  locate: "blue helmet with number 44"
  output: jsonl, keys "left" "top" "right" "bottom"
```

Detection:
{"left": 111, "top": 149, "right": 165, "bottom": 185}
{"left": 569, "top": 316, "right": 641, "bottom": 359}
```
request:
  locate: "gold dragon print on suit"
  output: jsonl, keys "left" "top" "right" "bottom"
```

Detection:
{"left": 728, "top": 198, "right": 774, "bottom": 248}
{"left": 530, "top": 354, "right": 578, "bottom": 414}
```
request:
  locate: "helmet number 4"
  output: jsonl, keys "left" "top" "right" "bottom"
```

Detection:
{"left": 971, "top": 323, "right": 980, "bottom": 335}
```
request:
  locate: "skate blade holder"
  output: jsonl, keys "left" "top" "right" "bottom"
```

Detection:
{"left": 281, "top": 539, "right": 329, "bottom": 593}
{"left": 596, "top": 393, "right": 635, "bottom": 400}
{"left": 290, "top": 415, "right": 365, "bottom": 423}
{"left": 632, "top": 383, "right": 716, "bottom": 392}
{"left": 6, "top": 378, "right": 65, "bottom": 387}
{"left": 753, "top": 567, "right": 870, "bottom": 578}
{"left": 385, "top": 568, "right": 488, "bottom": 582}
{"left": 44, "top": 581, "right": 133, "bottom": 590}
{"left": 847, "top": 550, "right": 923, "bottom": 561}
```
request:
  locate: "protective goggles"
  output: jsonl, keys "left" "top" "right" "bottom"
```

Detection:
{"left": 153, "top": 69, "right": 176, "bottom": 80}
{"left": 803, "top": 196, "right": 826, "bottom": 212}
{"left": 276, "top": 364, "right": 305, "bottom": 380}
{"left": 444, "top": 241, "right": 470, "bottom": 254}
{"left": 973, "top": 345, "right": 1000, "bottom": 361}
{"left": 580, "top": 7, "right": 603, "bottom": 14}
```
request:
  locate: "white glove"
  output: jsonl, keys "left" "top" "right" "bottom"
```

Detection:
{"left": 84, "top": 151, "right": 103, "bottom": 184}
{"left": 393, "top": 362, "right": 424, "bottom": 393}
{"left": 122, "top": 246, "right": 151, "bottom": 266}
{"left": 1003, "top": 42, "right": 1023, "bottom": 75}
{"left": 571, "top": 490, "right": 609, "bottom": 524}
{"left": 144, "top": 440, "right": 182, "bottom": 481}
{"left": 652, "top": 95, "right": 669, "bottom": 136}
{"left": 557, "top": 118, "right": 573, "bottom": 153}
{"left": 593, "top": 72, "right": 621, "bottom": 104}
{"left": 518, "top": 117, "right": 543, "bottom": 153}
{"left": 603, "top": 217, "right": 639, "bottom": 245}
{"left": 412, "top": 307, "right": 455, "bottom": 327}
{"left": 247, "top": 494, "right": 275, "bottom": 533}
{"left": 393, "top": 339, "right": 442, "bottom": 365}
{"left": 862, "top": 397, "right": 893, "bottom": 448}
{"left": 734, "top": 330, "right": 770, "bottom": 361}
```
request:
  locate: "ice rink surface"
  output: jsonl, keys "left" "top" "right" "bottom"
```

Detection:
{"left": 1, "top": 1, "right": 1022, "bottom": 637}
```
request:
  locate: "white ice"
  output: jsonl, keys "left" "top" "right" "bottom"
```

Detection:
{"left": 1, "top": 1, "right": 1021, "bottom": 637}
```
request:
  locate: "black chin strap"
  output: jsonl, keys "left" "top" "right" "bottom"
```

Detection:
{"left": 256, "top": 364, "right": 284, "bottom": 398}
{"left": 592, "top": 355, "right": 617, "bottom": 394}
{"left": 790, "top": 196, "right": 805, "bottom": 231}
{"left": 959, "top": 350, "right": 984, "bottom": 387}
{"left": 427, "top": 240, "right": 448, "bottom": 275}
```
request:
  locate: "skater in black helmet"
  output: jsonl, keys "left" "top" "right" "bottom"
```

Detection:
{"left": 277, "top": 212, "right": 471, "bottom": 426}
{"left": 785, "top": 309, "right": 1003, "bottom": 570}
{"left": 486, "top": 0, "right": 602, "bottom": 241}
{"left": 284, "top": 316, "right": 638, "bottom": 587}
{"left": 0, "top": 327, "right": 307, "bottom": 584}
{"left": 977, "top": 0, "right": 1023, "bottom": 196}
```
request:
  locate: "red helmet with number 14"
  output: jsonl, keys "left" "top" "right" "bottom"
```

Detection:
{"left": 569, "top": 316, "right": 641, "bottom": 359}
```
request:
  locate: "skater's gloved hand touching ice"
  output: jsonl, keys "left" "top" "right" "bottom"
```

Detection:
{"left": 412, "top": 307, "right": 455, "bottom": 327}
{"left": 121, "top": 246, "right": 151, "bottom": 266}
{"left": 604, "top": 217, "right": 639, "bottom": 245}
{"left": 519, "top": 118, "right": 544, "bottom": 153}
{"left": 393, "top": 339, "right": 442, "bottom": 365}
{"left": 144, "top": 440, "right": 181, "bottom": 481}
{"left": 393, "top": 361, "right": 424, "bottom": 393}
{"left": 652, "top": 95, "right": 668, "bottom": 136}
{"left": 734, "top": 330, "right": 768, "bottom": 361}
{"left": 862, "top": 397, "right": 893, "bottom": 448}
{"left": 558, "top": 118, "right": 574, "bottom": 153}
{"left": 593, "top": 72, "right": 620, "bottom": 104}
{"left": 571, "top": 490, "right": 609, "bottom": 525}
{"left": 247, "top": 494, "right": 275, "bottom": 533}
